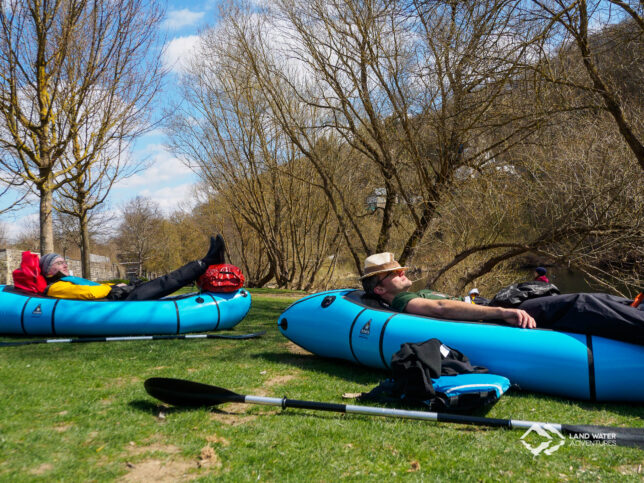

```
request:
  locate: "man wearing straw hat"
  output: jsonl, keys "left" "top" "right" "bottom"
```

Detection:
{"left": 360, "top": 252, "right": 536, "bottom": 328}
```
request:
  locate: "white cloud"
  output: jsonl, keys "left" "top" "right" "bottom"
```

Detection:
{"left": 162, "top": 35, "right": 202, "bottom": 74}
{"left": 114, "top": 145, "right": 193, "bottom": 190}
{"left": 139, "top": 128, "right": 166, "bottom": 140}
{"left": 139, "top": 183, "right": 197, "bottom": 213}
{"left": 163, "top": 9, "right": 206, "bottom": 30}
{"left": 3, "top": 213, "right": 39, "bottom": 242}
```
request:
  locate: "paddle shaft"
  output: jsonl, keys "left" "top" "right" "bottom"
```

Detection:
{"left": 245, "top": 395, "right": 540, "bottom": 429}
{"left": 0, "top": 331, "right": 265, "bottom": 347}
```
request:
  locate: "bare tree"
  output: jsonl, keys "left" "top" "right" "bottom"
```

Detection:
{"left": 145, "top": 207, "right": 211, "bottom": 276}
{"left": 527, "top": 0, "right": 644, "bottom": 170}
{"left": 167, "top": 27, "right": 341, "bottom": 289}
{"left": 115, "top": 196, "right": 163, "bottom": 278}
{"left": 0, "top": 220, "right": 9, "bottom": 247}
{"left": 55, "top": 136, "right": 140, "bottom": 278}
{"left": 409, "top": 3, "right": 643, "bottom": 294}
{"left": 53, "top": 197, "right": 117, "bottom": 274}
{"left": 218, "top": 0, "right": 544, "bottom": 273}
{"left": 12, "top": 216, "right": 39, "bottom": 252}
{"left": 426, "top": 111, "right": 643, "bottom": 296}
{"left": 0, "top": 0, "right": 165, "bottom": 254}
{"left": 0, "top": 174, "right": 28, "bottom": 216}
{"left": 165, "top": 0, "right": 640, "bottom": 293}
{"left": 53, "top": 210, "right": 80, "bottom": 259}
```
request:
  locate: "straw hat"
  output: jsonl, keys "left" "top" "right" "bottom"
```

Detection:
{"left": 359, "top": 252, "right": 409, "bottom": 280}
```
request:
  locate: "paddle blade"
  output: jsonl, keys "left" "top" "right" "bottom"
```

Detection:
{"left": 144, "top": 377, "right": 244, "bottom": 407}
{"left": 562, "top": 424, "right": 644, "bottom": 449}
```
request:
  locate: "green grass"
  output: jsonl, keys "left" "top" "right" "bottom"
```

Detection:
{"left": 0, "top": 293, "right": 642, "bottom": 481}
{"left": 245, "top": 287, "right": 308, "bottom": 296}
{"left": 164, "top": 286, "right": 308, "bottom": 296}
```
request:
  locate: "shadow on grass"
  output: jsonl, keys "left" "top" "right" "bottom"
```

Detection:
{"left": 245, "top": 408, "right": 502, "bottom": 428}
{"left": 253, "top": 350, "right": 384, "bottom": 385}
{"left": 130, "top": 399, "right": 227, "bottom": 415}
{"left": 130, "top": 396, "right": 499, "bottom": 421}
{"left": 129, "top": 398, "right": 336, "bottom": 419}
{"left": 130, "top": 399, "right": 175, "bottom": 414}
{"left": 256, "top": 351, "right": 644, "bottom": 421}
{"left": 505, "top": 391, "right": 644, "bottom": 420}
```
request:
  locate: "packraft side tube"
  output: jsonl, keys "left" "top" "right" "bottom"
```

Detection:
{"left": 277, "top": 289, "right": 644, "bottom": 402}
{"left": 0, "top": 286, "right": 251, "bottom": 336}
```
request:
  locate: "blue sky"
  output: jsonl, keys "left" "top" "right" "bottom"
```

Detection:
{"left": 2, "top": 1, "right": 221, "bottom": 240}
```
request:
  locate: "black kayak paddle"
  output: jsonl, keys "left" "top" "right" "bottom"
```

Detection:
{"left": 144, "top": 377, "right": 644, "bottom": 450}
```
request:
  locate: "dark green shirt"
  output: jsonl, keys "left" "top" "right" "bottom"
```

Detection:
{"left": 391, "top": 289, "right": 462, "bottom": 312}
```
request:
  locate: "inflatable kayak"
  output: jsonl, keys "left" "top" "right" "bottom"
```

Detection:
{"left": 277, "top": 289, "right": 644, "bottom": 402}
{"left": 0, "top": 285, "right": 251, "bottom": 336}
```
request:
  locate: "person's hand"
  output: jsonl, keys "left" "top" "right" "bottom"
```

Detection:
{"left": 501, "top": 308, "right": 536, "bottom": 329}
{"left": 116, "top": 283, "right": 127, "bottom": 287}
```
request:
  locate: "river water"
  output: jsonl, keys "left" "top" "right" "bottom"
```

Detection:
{"left": 415, "top": 266, "right": 632, "bottom": 297}
{"left": 522, "top": 266, "right": 595, "bottom": 293}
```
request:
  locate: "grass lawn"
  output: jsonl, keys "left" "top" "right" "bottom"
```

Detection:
{"left": 0, "top": 290, "right": 642, "bottom": 481}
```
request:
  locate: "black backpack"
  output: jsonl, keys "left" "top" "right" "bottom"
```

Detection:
{"left": 359, "top": 339, "right": 510, "bottom": 413}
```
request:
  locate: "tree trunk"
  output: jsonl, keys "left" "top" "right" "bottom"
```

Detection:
{"left": 39, "top": 183, "right": 54, "bottom": 255}
{"left": 399, "top": 200, "right": 438, "bottom": 266}
{"left": 251, "top": 264, "right": 275, "bottom": 288}
{"left": 454, "top": 247, "right": 529, "bottom": 293}
{"left": 80, "top": 212, "right": 91, "bottom": 279}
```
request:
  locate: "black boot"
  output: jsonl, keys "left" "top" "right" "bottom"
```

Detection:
{"left": 202, "top": 234, "right": 226, "bottom": 266}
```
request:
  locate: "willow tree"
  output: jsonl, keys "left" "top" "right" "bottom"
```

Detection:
{"left": 0, "top": 0, "right": 164, "bottom": 253}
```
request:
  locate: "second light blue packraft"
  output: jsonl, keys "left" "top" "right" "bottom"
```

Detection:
{"left": 278, "top": 289, "right": 644, "bottom": 402}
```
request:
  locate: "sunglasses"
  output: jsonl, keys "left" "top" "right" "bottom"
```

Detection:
{"left": 377, "top": 269, "right": 405, "bottom": 286}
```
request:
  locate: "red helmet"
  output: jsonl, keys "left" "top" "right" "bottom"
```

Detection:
{"left": 197, "top": 264, "right": 245, "bottom": 293}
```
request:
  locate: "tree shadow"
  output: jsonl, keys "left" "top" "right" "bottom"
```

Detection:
{"left": 252, "top": 350, "right": 385, "bottom": 385}
{"left": 504, "top": 391, "right": 644, "bottom": 420}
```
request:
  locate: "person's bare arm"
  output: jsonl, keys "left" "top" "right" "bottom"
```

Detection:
{"left": 405, "top": 298, "right": 536, "bottom": 328}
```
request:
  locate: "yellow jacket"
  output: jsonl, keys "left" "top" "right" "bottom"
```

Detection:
{"left": 45, "top": 276, "right": 112, "bottom": 300}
